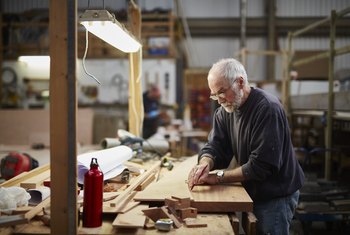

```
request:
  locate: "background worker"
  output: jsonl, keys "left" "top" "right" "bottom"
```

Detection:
{"left": 142, "top": 84, "right": 161, "bottom": 139}
{"left": 187, "top": 58, "right": 305, "bottom": 235}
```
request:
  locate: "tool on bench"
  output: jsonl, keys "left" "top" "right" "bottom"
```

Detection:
{"left": 0, "top": 152, "right": 39, "bottom": 180}
{"left": 161, "top": 156, "right": 174, "bottom": 171}
{"left": 155, "top": 218, "right": 174, "bottom": 231}
{"left": 101, "top": 135, "right": 144, "bottom": 157}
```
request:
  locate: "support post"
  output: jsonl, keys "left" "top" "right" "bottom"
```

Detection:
{"left": 49, "top": 0, "right": 77, "bottom": 234}
{"left": 325, "top": 10, "right": 336, "bottom": 180}
{"left": 0, "top": 5, "right": 3, "bottom": 103}
{"left": 128, "top": 2, "right": 143, "bottom": 137}
{"left": 266, "top": 0, "right": 276, "bottom": 80}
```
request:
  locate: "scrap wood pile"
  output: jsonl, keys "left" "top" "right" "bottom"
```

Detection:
{"left": 0, "top": 164, "right": 51, "bottom": 229}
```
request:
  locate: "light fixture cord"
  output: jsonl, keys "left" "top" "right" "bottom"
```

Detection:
{"left": 82, "top": 29, "right": 101, "bottom": 84}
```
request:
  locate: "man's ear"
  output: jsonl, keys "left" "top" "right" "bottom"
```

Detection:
{"left": 238, "top": 76, "right": 244, "bottom": 87}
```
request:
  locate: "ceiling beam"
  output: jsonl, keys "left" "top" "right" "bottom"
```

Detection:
{"left": 184, "top": 17, "right": 350, "bottom": 37}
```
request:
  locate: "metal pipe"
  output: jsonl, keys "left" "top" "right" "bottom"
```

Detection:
{"left": 245, "top": 49, "right": 285, "bottom": 56}
{"left": 325, "top": 10, "right": 336, "bottom": 180}
{"left": 292, "top": 17, "right": 329, "bottom": 37}
{"left": 285, "top": 32, "right": 293, "bottom": 116}
{"left": 240, "top": 0, "right": 247, "bottom": 49}
{"left": 291, "top": 6, "right": 350, "bottom": 38}
{"left": 292, "top": 44, "right": 350, "bottom": 68}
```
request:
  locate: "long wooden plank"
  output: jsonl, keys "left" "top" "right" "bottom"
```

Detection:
{"left": 0, "top": 164, "right": 50, "bottom": 188}
{"left": 112, "top": 204, "right": 148, "bottom": 228}
{"left": 24, "top": 197, "right": 50, "bottom": 221}
{"left": 134, "top": 156, "right": 253, "bottom": 212}
{"left": 108, "top": 161, "right": 161, "bottom": 211}
{"left": 20, "top": 170, "right": 50, "bottom": 189}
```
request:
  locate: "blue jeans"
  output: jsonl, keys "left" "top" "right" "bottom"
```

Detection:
{"left": 253, "top": 190, "right": 300, "bottom": 235}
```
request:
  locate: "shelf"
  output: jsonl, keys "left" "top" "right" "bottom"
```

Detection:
{"left": 1, "top": 11, "right": 177, "bottom": 59}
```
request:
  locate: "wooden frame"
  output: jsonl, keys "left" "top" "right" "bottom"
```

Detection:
{"left": 287, "top": 6, "right": 350, "bottom": 180}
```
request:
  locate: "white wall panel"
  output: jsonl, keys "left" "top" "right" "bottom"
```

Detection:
{"left": 182, "top": 38, "right": 240, "bottom": 67}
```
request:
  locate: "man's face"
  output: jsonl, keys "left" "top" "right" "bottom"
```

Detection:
{"left": 208, "top": 75, "right": 243, "bottom": 113}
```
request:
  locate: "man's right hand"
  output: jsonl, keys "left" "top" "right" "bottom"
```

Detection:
{"left": 187, "top": 163, "right": 210, "bottom": 190}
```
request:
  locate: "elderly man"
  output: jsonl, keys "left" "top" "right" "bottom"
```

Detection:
{"left": 187, "top": 58, "right": 304, "bottom": 235}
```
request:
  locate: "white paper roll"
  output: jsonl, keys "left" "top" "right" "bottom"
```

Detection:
{"left": 77, "top": 145, "right": 132, "bottom": 184}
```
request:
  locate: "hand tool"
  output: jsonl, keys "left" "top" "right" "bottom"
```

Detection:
{"left": 0, "top": 152, "right": 38, "bottom": 180}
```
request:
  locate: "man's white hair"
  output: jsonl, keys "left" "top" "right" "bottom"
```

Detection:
{"left": 209, "top": 58, "right": 248, "bottom": 85}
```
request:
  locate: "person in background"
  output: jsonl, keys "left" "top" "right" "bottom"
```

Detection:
{"left": 142, "top": 84, "right": 161, "bottom": 139}
{"left": 187, "top": 58, "right": 304, "bottom": 235}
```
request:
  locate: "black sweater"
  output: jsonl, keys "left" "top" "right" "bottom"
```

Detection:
{"left": 199, "top": 87, "right": 304, "bottom": 202}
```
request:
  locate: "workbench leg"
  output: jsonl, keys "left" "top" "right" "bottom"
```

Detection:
{"left": 229, "top": 213, "right": 240, "bottom": 235}
{"left": 242, "top": 212, "right": 257, "bottom": 235}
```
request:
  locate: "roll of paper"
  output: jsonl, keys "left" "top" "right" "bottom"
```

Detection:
{"left": 77, "top": 145, "right": 132, "bottom": 184}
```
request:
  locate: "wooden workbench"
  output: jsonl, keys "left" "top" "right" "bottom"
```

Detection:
{"left": 0, "top": 155, "right": 255, "bottom": 235}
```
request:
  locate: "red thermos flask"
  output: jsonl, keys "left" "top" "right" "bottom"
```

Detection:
{"left": 83, "top": 158, "right": 103, "bottom": 227}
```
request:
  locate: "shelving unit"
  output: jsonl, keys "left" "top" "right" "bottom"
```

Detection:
{"left": 286, "top": 6, "right": 350, "bottom": 180}
{"left": 141, "top": 12, "right": 176, "bottom": 58}
{"left": 183, "top": 68, "right": 212, "bottom": 132}
{"left": 1, "top": 10, "right": 177, "bottom": 59}
{"left": 1, "top": 11, "right": 49, "bottom": 59}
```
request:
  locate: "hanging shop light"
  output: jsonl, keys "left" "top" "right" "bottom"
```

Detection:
{"left": 79, "top": 9, "right": 141, "bottom": 53}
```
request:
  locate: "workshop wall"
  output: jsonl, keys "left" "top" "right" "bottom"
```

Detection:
{"left": 2, "top": 58, "right": 177, "bottom": 107}
{"left": 78, "top": 58, "right": 177, "bottom": 106}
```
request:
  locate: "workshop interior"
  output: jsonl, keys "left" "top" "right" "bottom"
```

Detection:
{"left": 0, "top": 0, "right": 350, "bottom": 234}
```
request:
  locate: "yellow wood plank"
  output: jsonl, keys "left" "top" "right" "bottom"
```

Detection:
{"left": 128, "top": 2, "right": 143, "bottom": 136}
{"left": 0, "top": 164, "right": 50, "bottom": 188}
{"left": 24, "top": 197, "right": 50, "bottom": 221}
{"left": 20, "top": 170, "right": 50, "bottom": 189}
{"left": 108, "top": 161, "right": 161, "bottom": 212}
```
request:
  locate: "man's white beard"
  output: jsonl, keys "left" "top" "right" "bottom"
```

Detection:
{"left": 222, "top": 86, "right": 243, "bottom": 113}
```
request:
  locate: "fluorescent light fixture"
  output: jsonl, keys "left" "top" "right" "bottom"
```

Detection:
{"left": 79, "top": 9, "right": 141, "bottom": 53}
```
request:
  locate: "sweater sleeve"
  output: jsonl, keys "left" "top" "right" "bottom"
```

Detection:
{"left": 198, "top": 108, "right": 234, "bottom": 169}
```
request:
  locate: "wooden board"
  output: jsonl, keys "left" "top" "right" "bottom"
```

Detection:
{"left": 0, "top": 164, "right": 50, "bottom": 188}
{"left": 116, "top": 214, "right": 235, "bottom": 234}
{"left": 12, "top": 213, "right": 236, "bottom": 234}
{"left": 20, "top": 170, "right": 50, "bottom": 189}
{"left": 134, "top": 156, "right": 253, "bottom": 212}
{"left": 112, "top": 204, "right": 148, "bottom": 228}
